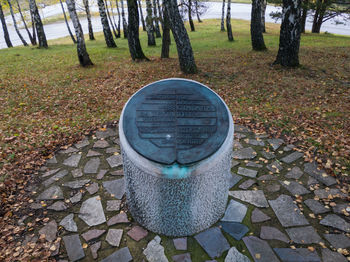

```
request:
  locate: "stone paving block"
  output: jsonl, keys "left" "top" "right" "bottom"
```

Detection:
{"left": 274, "top": 248, "right": 321, "bottom": 262}
{"left": 127, "top": 225, "right": 148, "bottom": 241}
{"left": 304, "top": 199, "right": 329, "bottom": 214}
{"left": 69, "top": 191, "right": 82, "bottom": 204}
{"left": 285, "top": 226, "right": 322, "bottom": 244}
{"left": 62, "top": 179, "right": 90, "bottom": 189}
{"left": 225, "top": 247, "right": 250, "bottom": 262}
{"left": 90, "top": 241, "right": 101, "bottom": 259}
{"left": 60, "top": 147, "right": 79, "bottom": 154}
{"left": 228, "top": 173, "right": 242, "bottom": 189}
{"left": 93, "top": 140, "right": 109, "bottom": 148}
{"left": 219, "top": 221, "right": 249, "bottom": 240}
{"left": 332, "top": 203, "right": 350, "bottom": 214}
{"left": 143, "top": 236, "right": 168, "bottom": 262}
{"left": 84, "top": 157, "right": 100, "bottom": 174}
{"left": 172, "top": 253, "right": 191, "bottom": 262}
{"left": 96, "top": 169, "right": 108, "bottom": 180}
{"left": 86, "top": 150, "right": 102, "bottom": 157}
{"left": 258, "top": 174, "right": 276, "bottom": 181}
{"left": 261, "top": 151, "right": 275, "bottom": 160}
{"left": 42, "top": 168, "right": 60, "bottom": 178}
{"left": 314, "top": 188, "right": 346, "bottom": 199}
{"left": 107, "top": 212, "right": 129, "bottom": 226}
{"left": 285, "top": 166, "right": 303, "bottom": 179}
{"left": 82, "top": 229, "right": 106, "bottom": 242}
{"left": 63, "top": 154, "right": 81, "bottom": 167}
{"left": 281, "top": 151, "right": 304, "bottom": 164}
{"left": 304, "top": 162, "right": 336, "bottom": 186}
{"left": 280, "top": 180, "right": 310, "bottom": 195}
{"left": 251, "top": 208, "right": 271, "bottom": 223}
{"left": 229, "top": 190, "right": 269, "bottom": 208}
{"left": 63, "top": 234, "right": 85, "bottom": 262}
{"left": 46, "top": 156, "right": 58, "bottom": 164}
{"left": 248, "top": 139, "right": 265, "bottom": 147}
{"left": 238, "top": 179, "right": 256, "bottom": 189}
{"left": 173, "top": 238, "right": 187, "bottom": 250}
{"left": 75, "top": 139, "right": 90, "bottom": 149}
{"left": 323, "top": 234, "right": 350, "bottom": 249}
{"left": 221, "top": 199, "right": 247, "bottom": 223}
{"left": 266, "top": 184, "right": 281, "bottom": 193}
{"left": 95, "top": 128, "right": 117, "bottom": 139}
{"left": 106, "top": 154, "right": 123, "bottom": 168}
{"left": 235, "top": 125, "right": 251, "bottom": 132}
{"left": 103, "top": 178, "right": 125, "bottom": 199}
{"left": 39, "top": 220, "right": 57, "bottom": 242}
{"left": 322, "top": 248, "right": 347, "bottom": 262}
{"left": 47, "top": 201, "right": 67, "bottom": 211}
{"left": 106, "top": 200, "right": 121, "bottom": 211}
{"left": 71, "top": 168, "right": 83, "bottom": 178}
{"left": 106, "top": 229, "right": 123, "bottom": 247}
{"left": 320, "top": 214, "right": 350, "bottom": 232}
{"left": 260, "top": 226, "right": 289, "bottom": 243}
{"left": 267, "top": 138, "right": 284, "bottom": 150}
{"left": 59, "top": 214, "right": 78, "bottom": 232}
{"left": 232, "top": 147, "right": 257, "bottom": 160}
{"left": 237, "top": 167, "right": 258, "bottom": 178}
{"left": 100, "top": 247, "right": 132, "bottom": 262}
{"left": 79, "top": 196, "right": 106, "bottom": 226}
{"left": 246, "top": 161, "right": 263, "bottom": 168}
{"left": 37, "top": 185, "right": 64, "bottom": 200}
{"left": 266, "top": 161, "right": 283, "bottom": 173}
{"left": 43, "top": 170, "right": 68, "bottom": 187}
{"left": 243, "top": 236, "right": 280, "bottom": 262}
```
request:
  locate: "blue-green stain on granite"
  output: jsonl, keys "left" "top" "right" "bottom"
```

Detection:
{"left": 162, "top": 164, "right": 191, "bottom": 179}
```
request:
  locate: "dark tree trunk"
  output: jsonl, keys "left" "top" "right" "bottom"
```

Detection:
{"left": 226, "top": 0, "right": 234, "bottom": 41}
{"left": 105, "top": 0, "right": 118, "bottom": 38}
{"left": 152, "top": 0, "right": 161, "bottom": 37}
{"left": 164, "top": 0, "right": 197, "bottom": 73}
{"left": 66, "top": 0, "right": 93, "bottom": 67}
{"left": 121, "top": 0, "right": 128, "bottom": 38}
{"left": 138, "top": 0, "right": 146, "bottom": 31}
{"left": 274, "top": 0, "right": 302, "bottom": 67}
{"left": 110, "top": 0, "right": 120, "bottom": 38}
{"left": 0, "top": 3, "right": 12, "bottom": 47}
{"left": 126, "top": 0, "right": 148, "bottom": 60}
{"left": 195, "top": 0, "right": 202, "bottom": 22}
{"left": 29, "top": 8, "right": 37, "bottom": 45}
{"left": 29, "top": 0, "right": 48, "bottom": 48}
{"left": 156, "top": 0, "right": 163, "bottom": 26}
{"left": 161, "top": 4, "right": 170, "bottom": 58}
{"left": 97, "top": 0, "right": 117, "bottom": 47}
{"left": 261, "top": 0, "right": 267, "bottom": 32}
{"left": 7, "top": 0, "right": 28, "bottom": 46}
{"left": 59, "top": 0, "right": 76, "bottom": 44}
{"left": 188, "top": 0, "right": 195, "bottom": 31}
{"left": 146, "top": 0, "right": 156, "bottom": 45}
{"left": 251, "top": 0, "right": 266, "bottom": 50}
{"left": 312, "top": 0, "right": 328, "bottom": 33}
{"left": 221, "top": 0, "right": 225, "bottom": 31}
{"left": 15, "top": 0, "right": 35, "bottom": 45}
{"left": 116, "top": 0, "right": 121, "bottom": 37}
{"left": 301, "top": 0, "right": 308, "bottom": 33}
{"left": 83, "top": 0, "right": 95, "bottom": 40}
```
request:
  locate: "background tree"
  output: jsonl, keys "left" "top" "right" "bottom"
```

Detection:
{"left": 300, "top": 0, "right": 309, "bottom": 33}
{"left": 29, "top": 6, "right": 37, "bottom": 45}
{"left": 29, "top": 0, "right": 48, "bottom": 48}
{"left": 83, "top": 0, "right": 95, "bottom": 40}
{"left": 164, "top": 0, "right": 197, "bottom": 73}
{"left": 0, "top": 2, "right": 12, "bottom": 47}
{"left": 120, "top": 0, "right": 128, "bottom": 38}
{"left": 66, "top": 0, "right": 93, "bottom": 67}
{"left": 137, "top": 0, "right": 146, "bottom": 31}
{"left": 15, "top": 0, "right": 36, "bottom": 45}
{"left": 97, "top": 0, "right": 117, "bottom": 47}
{"left": 226, "top": 0, "right": 234, "bottom": 41}
{"left": 116, "top": 0, "right": 121, "bottom": 37}
{"left": 195, "top": 0, "right": 203, "bottom": 22}
{"left": 59, "top": 0, "right": 76, "bottom": 44}
{"left": 251, "top": 0, "right": 267, "bottom": 50}
{"left": 156, "top": 0, "right": 163, "bottom": 26}
{"left": 161, "top": 4, "right": 170, "bottom": 58}
{"left": 104, "top": 0, "right": 118, "bottom": 38}
{"left": 274, "top": 0, "right": 302, "bottom": 66}
{"left": 7, "top": 0, "right": 28, "bottom": 46}
{"left": 109, "top": 0, "right": 120, "bottom": 37}
{"left": 188, "top": 0, "right": 195, "bottom": 31}
{"left": 261, "top": 0, "right": 267, "bottom": 32}
{"left": 145, "top": 0, "right": 156, "bottom": 45}
{"left": 126, "top": 0, "right": 148, "bottom": 60}
{"left": 152, "top": 0, "right": 161, "bottom": 37}
{"left": 221, "top": 0, "right": 225, "bottom": 31}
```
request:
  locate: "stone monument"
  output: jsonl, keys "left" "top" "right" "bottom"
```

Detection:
{"left": 119, "top": 78, "right": 234, "bottom": 236}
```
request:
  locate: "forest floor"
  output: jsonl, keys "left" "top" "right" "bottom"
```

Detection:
{"left": 0, "top": 19, "right": 349, "bottom": 260}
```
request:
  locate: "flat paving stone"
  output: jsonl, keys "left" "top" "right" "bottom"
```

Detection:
{"left": 59, "top": 214, "right": 78, "bottom": 232}
{"left": 62, "top": 154, "right": 81, "bottom": 167}
{"left": 261, "top": 151, "right": 275, "bottom": 160}
{"left": 281, "top": 151, "right": 304, "bottom": 164}
{"left": 127, "top": 225, "right": 148, "bottom": 241}
{"left": 106, "top": 147, "right": 119, "bottom": 154}
{"left": 235, "top": 133, "right": 246, "bottom": 139}
{"left": 248, "top": 139, "right": 265, "bottom": 146}
{"left": 71, "top": 168, "right": 83, "bottom": 178}
{"left": 42, "top": 168, "right": 60, "bottom": 178}
{"left": 243, "top": 236, "right": 280, "bottom": 262}
{"left": 314, "top": 188, "right": 346, "bottom": 199}
{"left": 322, "top": 249, "right": 347, "bottom": 262}
{"left": 96, "top": 169, "right": 108, "bottom": 180}
{"left": 269, "top": 194, "right": 309, "bottom": 227}
{"left": 221, "top": 199, "right": 247, "bottom": 223}
{"left": 86, "top": 182, "right": 99, "bottom": 195}
{"left": 280, "top": 180, "right": 310, "bottom": 195}
{"left": 260, "top": 226, "right": 289, "bottom": 243}
{"left": 320, "top": 214, "right": 350, "bottom": 232}
{"left": 90, "top": 241, "right": 101, "bottom": 259}
{"left": 110, "top": 170, "right": 124, "bottom": 176}
{"left": 43, "top": 170, "right": 68, "bottom": 187}
{"left": 173, "top": 238, "right": 187, "bottom": 250}
{"left": 62, "top": 179, "right": 90, "bottom": 189}
{"left": 172, "top": 253, "right": 191, "bottom": 262}
{"left": 106, "top": 228, "right": 123, "bottom": 247}
{"left": 47, "top": 201, "right": 67, "bottom": 211}
{"left": 285, "top": 166, "right": 303, "bottom": 179}
{"left": 84, "top": 157, "right": 100, "bottom": 174}
{"left": 37, "top": 185, "right": 64, "bottom": 200}
{"left": 194, "top": 227, "right": 230, "bottom": 259}
{"left": 285, "top": 226, "right": 322, "bottom": 244}
{"left": 238, "top": 179, "right": 256, "bottom": 189}
{"left": 39, "top": 220, "right": 57, "bottom": 242}
{"left": 246, "top": 161, "right": 263, "bottom": 168}
{"left": 228, "top": 174, "right": 242, "bottom": 189}
{"left": 283, "top": 144, "right": 295, "bottom": 152}
{"left": 95, "top": 128, "right": 117, "bottom": 139}
{"left": 307, "top": 177, "right": 319, "bottom": 186}
{"left": 107, "top": 212, "right": 129, "bottom": 226}
{"left": 251, "top": 208, "right": 271, "bottom": 223}
{"left": 106, "top": 200, "right": 121, "bottom": 211}
{"left": 86, "top": 150, "right": 102, "bottom": 157}
{"left": 69, "top": 191, "right": 82, "bottom": 204}
{"left": 219, "top": 221, "right": 249, "bottom": 240}
{"left": 267, "top": 138, "right": 284, "bottom": 150}
{"left": 274, "top": 248, "right": 321, "bottom": 262}
{"left": 229, "top": 190, "right": 269, "bottom": 208}
{"left": 323, "top": 234, "right": 350, "bottom": 248}
{"left": 332, "top": 203, "right": 350, "bottom": 214}
{"left": 304, "top": 162, "right": 336, "bottom": 186}
{"left": 237, "top": 167, "right": 258, "bottom": 178}
{"left": 266, "top": 184, "right": 281, "bottom": 193}
{"left": 75, "top": 139, "right": 90, "bottom": 149}
{"left": 231, "top": 160, "right": 240, "bottom": 167}
{"left": 235, "top": 125, "right": 251, "bottom": 132}
{"left": 79, "top": 196, "right": 106, "bottom": 226}
{"left": 266, "top": 161, "right": 283, "bottom": 173}
{"left": 143, "top": 236, "right": 168, "bottom": 262}
{"left": 100, "top": 247, "right": 132, "bottom": 262}
{"left": 225, "top": 247, "right": 250, "bottom": 262}
{"left": 46, "top": 156, "right": 58, "bottom": 164}
{"left": 60, "top": 147, "right": 79, "bottom": 154}
{"left": 232, "top": 147, "right": 257, "bottom": 160}
{"left": 63, "top": 234, "right": 85, "bottom": 262}
{"left": 233, "top": 141, "right": 243, "bottom": 149}
{"left": 304, "top": 199, "right": 329, "bottom": 214}
{"left": 93, "top": 140, "right": 110, "bottom": 148}
{"left": 106, "top": 154, "right": 123, "bottom": 168}
{"left": 103, "top": 178, "right": 125, "bottom": 199}
{"left": 82, "top": 229, "right": 106, "bottom": 242}
{"left": 257, "top": 174, "right": 276, "bottom": 181}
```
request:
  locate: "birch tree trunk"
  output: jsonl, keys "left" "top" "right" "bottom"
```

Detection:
{"left": 251, "top": 0, "right": 266, "bottom": 50}
{"left": 121, "top": 0, "right": 128, "bottom": 38}
{"left": 195, "top": 0, "right": 202, "bottom": 22}
{"left": 301, "top": 0, "right": 309, "bottom": 33}
{"left": 261, "top": 0, "right": 266, "bottom": 32}
{"left": 126, "top": 0, "right": 148, "bottom": 60}
{"left": 274, "top": 0, "right": 302, "bottom": 67}
{"left": 152, "top": 0, "right": 161, "bottom": 37}
{"left": 226, "top": 0, "right": 234, "bottom": 41}
{"left": 116, "top": 0, "right": 121, "bottom": 37}
{"left": 7, "top": 0, "right": 28, "bottom": 46}
{"left": 15, "top": 0, "right": 35, "bottom": 45}
{"left": 30, "top": 8, "right": 37, "bottom": 45}
{"left": 188, "top": 0, "right": 195, "bottom": 31}
{"left": 145, "top": 0, "right": 156, "bottom": 46}
{"left": 97, "top": 0, "right": 117, "bottom": 47}
{"left": 110, "top": 1, "right": 120, "bottom": 37}
{"left": 66, "top": 0, "right": 93, "bottom": 67}
{"left": 104, "top": 0, "right": 118, "bottom": 38}
{"left": 161, "top": 4, "right": 170, "bottom": 58}
{"left": 156, "top": 0, "right": 163, "bottom": 26}
{"left": 60, "top": 0, "right": 76, "bottom": 43}
{"left": 29, "top": 0, "right": 48, "bottom": 48}
{"left": 221, "top": 0, "right": 225, "bottom": 31}
{"left": 164, "top": 0, "right": 197, "bottom": 73}
{"left": 138, "top": 0, "right": 146, "bottom": 31}
{"left": 0, "top": 3, "right": 12, "bottom": 47}
{"left": 83, "top": 0, "right": 95, "bottom": 40}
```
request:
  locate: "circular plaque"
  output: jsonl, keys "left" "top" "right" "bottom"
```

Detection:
{"left": 122, "top": 79, "right": 229, "bottom": 165}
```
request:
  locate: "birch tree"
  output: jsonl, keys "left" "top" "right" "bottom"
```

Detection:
{"left": 137, "top": 0, "right": 146, "bottom": 31}
{"left": 83, "top": 0, "right": 95, "bottom": 40}
{"left": 226, "top": 0, "right": 234, "bottom": 41}
{"left": 0, "top": 2, "right": 12, "bottom": 47}
{"left": 7, "top": 0, "right": 28, "bottom": 46}
{"left": 59, "top": 0, "right": 76, "bottom": 44}
{"left": 120, "top": 0, "right": 128, "bottom": 38}
{"left": 251, "top": 0, "right": 267, "bottom": 50}
{"left": 152, "top": 0, "right": 161, "bottom": 37}
{"left": 104, "top": 0, "right": 118, "bottom": 38}
{"left": 116, "top": 0, "right": 121, "bottom": 37}
{"left": 29, "top": 0, "right": 48, "bottom": 48}
{"left": 161, "top": 4, "right": 170, "bottom": 58}
{"left": 221, "top": 0, "right": 225, "bottom": 31}
{"left": 97, "top": 0, "right": 117, "bottom": 47}
{"left": 15, "top": 0, "right": 36, "bottom": 45}
{"left": 145, "top": 0, "right": 156, "bottom": 45}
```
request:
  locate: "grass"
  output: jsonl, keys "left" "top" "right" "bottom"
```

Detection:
{"left": 0, "top": 19, "right": 350, "bottom": 181}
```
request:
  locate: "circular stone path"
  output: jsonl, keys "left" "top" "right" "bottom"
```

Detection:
{"left": 21, "top": 125, "right": 349, "bottom": 262}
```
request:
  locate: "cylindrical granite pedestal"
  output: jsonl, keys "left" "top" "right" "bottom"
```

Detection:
{"left": 119, "top": 78, "right": 234, "bottom": 236}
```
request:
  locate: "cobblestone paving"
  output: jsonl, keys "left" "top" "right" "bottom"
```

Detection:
{"left": 22, "top": 126, "right": 350, "bottom": 261}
